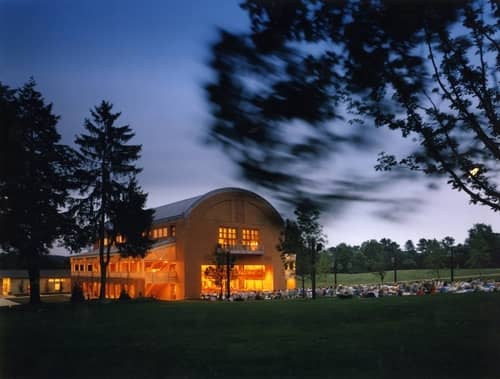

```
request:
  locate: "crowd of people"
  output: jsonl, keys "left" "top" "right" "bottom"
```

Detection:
{"left": 200, "top": 278, "right": 499, "bottom": 301}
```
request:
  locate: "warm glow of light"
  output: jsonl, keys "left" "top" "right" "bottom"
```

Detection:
{"left": 242, "top": 228, "right": 260, "bottom": 251}
{"left": 218, "top": 227, "right": 237, "bottom": 248}
{"left": 201, "top": 264, "right": 273, "bottom": 294}
{"left": 286, "top": 278, "right": 296, "bottom": 290}
{"left": 469, "top": 167, "right": 480, "bottom": 177}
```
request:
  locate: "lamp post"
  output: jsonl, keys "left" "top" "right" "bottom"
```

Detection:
{"left": 309, "top": 239, "right": 323, "bottom": 300}
{"left": 392, "top": 256, "right": 397, "bottom": 283}
{"left": 450, "top": 247, "right": 454, "bottom": 283}
{"left": 332, "top": 250, "right": 338, "bottom": 289}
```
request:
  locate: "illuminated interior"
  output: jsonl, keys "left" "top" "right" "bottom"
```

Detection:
{"left": 242, "top": 228, "right": 260, "bottom": 250}
{"left": 218, "top": 227, "right": 237, "bottom": 248}
{"left": 2, "top": 277, "right": 10, "bottom": 296}
{"left": 201, "top": 264, "right": 273, "bottom": 294}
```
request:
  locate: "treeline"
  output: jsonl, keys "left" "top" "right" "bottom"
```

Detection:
{"left": 318, "top": 224, "right": 500, "bottom": 279}
{"left": 280, "top": 203, "right": 499, "bottom": 298}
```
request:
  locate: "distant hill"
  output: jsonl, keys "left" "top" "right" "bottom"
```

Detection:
{"left": 0, "top": 253, "right": 70, "bottom": 269}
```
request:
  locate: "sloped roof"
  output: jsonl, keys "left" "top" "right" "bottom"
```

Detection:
{"left": 0, "top": 269, "right": 70, "bottom": 278}
{"left": 153, "top": 194, "right": 203, "bottom": 222}
{"left": 152, "top": 187, "right": 282, "bottom": 223}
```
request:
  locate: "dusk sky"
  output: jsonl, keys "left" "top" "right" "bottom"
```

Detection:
{"left": 1, "top": 0, "right": 498, "bottom": 248}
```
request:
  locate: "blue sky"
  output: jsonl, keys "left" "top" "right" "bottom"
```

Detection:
{"left": 1, "top": 0, "right": 498, "bottom": 247}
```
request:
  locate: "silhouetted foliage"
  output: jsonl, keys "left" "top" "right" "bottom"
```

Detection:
{"left": 206, "top": 0, "right": 499, "bottom": 212}
{"left": 295, "top": 201, "right": 326, "bottom": 298}
{"left": 71, "top": 282, "right": 85, "bottom": 303}
{"left": 69, "top": 101, "right": 152, "bottom": 300}
{"left": 0, "top": 79, "right": 77, "bottom": 304}
{"left": 465, "top": 223, "right": 500, "bottom": 272}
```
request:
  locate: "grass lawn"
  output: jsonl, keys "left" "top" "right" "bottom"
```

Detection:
{"left": 315, "top": 268, "right": 500, "bottom": 287}
{"left": 1, "top": 293, "right": 500, "bottom": 379}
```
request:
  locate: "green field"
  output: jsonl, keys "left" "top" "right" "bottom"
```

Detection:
{"left": 1, "top": 293, "right": 499, "bottom": 379}
{"left": 314, "top": 268, "right": 500, "bottom": 287}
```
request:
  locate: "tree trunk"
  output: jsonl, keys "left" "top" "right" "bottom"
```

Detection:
{"left": 99, "top": 259, "right": 107, "bottom": 300}
{"left": 301, "top": 274, "right": 305, "bottom": 298}
{"left": 310, "top": 243, "right": 317, "bottom": 300}
{"left": 28, "top": 263, "right": 41, "bottom": 305}
{"left": 311, "top": 268, "right": 316, "bottom": 300}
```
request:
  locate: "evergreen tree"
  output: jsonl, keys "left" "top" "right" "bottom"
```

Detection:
{"left": 0, "top": 79, "right": 76, "bottom": 304}
{"left": 71, "top": 101, "right": 152, "bottom": 300}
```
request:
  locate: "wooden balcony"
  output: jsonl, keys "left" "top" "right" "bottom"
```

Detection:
{"left": 228, "top": 245, "right": 264, "bottom": 255}
{"left": 145, "top": 271, "right": 177, "bottom": 284}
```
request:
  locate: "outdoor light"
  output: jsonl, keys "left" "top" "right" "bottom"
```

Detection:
{"left": 469, "top": 167, "right": 480, "bottom": 177}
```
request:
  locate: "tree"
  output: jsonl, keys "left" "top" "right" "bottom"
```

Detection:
{"left": 360, "top": 240, "right": 386, "bottom": 284}
{"left": 421, "top": 239, "right": 448, "bottom": 278}
{"left": 0, "top": 79, "right": 76, "bottom": 304}
{"left": 204, "top": 244, "right": 236, "bottom": 300}
{"left": 316, "top": 250, "right": 332, "bottom": 284}
{"left": 295, "top": 200, "right": 326, "bottom": 299}
{"left": 278, "top": 219, "right": 309, "bottom": 295}
{"left": 71, "top": 101, "right": 152, "bottom": 300}
{"left": 380, "top": 238, "right": 401, "bottom": 283}
{"left": 206, "top": 1, "right": 499, "bottom": 211}
{"left": 465, "top": 223, "right": 499, "bottom": 274}
{"left": 401, "top": 240, "right": 418, "bottom": 269}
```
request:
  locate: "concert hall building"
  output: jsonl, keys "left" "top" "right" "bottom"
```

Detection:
{"left": 70, "top": 188, "right": 295, "bottom": 300}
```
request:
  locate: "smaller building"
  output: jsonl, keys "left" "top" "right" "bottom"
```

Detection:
{"left": 0, "top": 270, "right": 71, "bottom": 296}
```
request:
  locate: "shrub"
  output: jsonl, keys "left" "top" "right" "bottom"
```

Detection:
{"left": 71, "top": 283, "right": 85, "bottom": 303}
{"left": 119, "top": 289, "right": 131, "bottom": 301}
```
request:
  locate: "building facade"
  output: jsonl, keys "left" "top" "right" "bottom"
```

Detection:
{"left": 70, "top": 188, "right": 294, "bottom": 300}
{"left": 0, "top": 269, "right": 70, "bottom": 296}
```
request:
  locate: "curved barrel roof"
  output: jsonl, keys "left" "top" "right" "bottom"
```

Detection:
{"left": 153, "top": 187, "right": 282, "bottom": 223}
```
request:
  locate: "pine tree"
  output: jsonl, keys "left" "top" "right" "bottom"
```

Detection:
{"left": 0, "top": 79, "right": 76, "bottom": 304}
{"left": 72, "top": 101, "right": 152, "bottom": 300}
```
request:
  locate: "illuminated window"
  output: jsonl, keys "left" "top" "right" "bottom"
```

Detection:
{"left": 116, "top": 235, "right": 124, "bottom": 243}
{"left": 109, "top": 263, "right": 117, "bottom": 272}
{"left": 151, "top": 227, "right": 168, "bottom": 239}
{"left": 218, "top": 227, "right": 237, "bottom": 248}
{"left": 130, "top": 262, "right": 137, "bottom": 272}
{"left": 170, "top": 225, "right": 176, "bottom": 237}
{"left": 242, "top": 228, "right": 260, "bottom": 251}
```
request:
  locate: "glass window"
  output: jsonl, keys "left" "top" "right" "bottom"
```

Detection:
{"left": 242, "top": 228, "right": 260, "bottom": 251}
{"left": 170, "top": 225, "right": 176, "bottom": 237}
{"left": 87, "top": 264, "right": 93, "bottom": 272}
{"left": 218, "top": 227, "right": 237, "bottom": 248}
